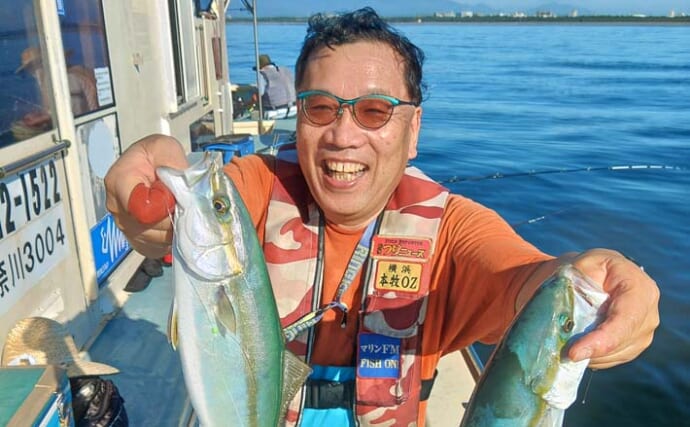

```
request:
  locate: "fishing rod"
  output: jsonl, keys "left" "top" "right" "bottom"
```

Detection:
{"left": 510, "top": 206, "right": 576, "bottom": 229}
{"left": 437, "top": 164, "right": 688, "bottom": 185}
{"left": 441, "top": 164, "right": 689, "bottom": 229}
{"left": 241, "top": 0, "right": 265, "bottom": 133}
{"left": 239, "top": 0, "right": 253, "bottom": 14}
{"left": 5, "top": 94, "right": 44, "bottom": 109}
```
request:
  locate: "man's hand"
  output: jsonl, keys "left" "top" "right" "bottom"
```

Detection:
{"left": 104, "top": 134, "right": 188, "bottom": 258}
{"left": 569, "top": 248, "right": 660, "bottom": 369}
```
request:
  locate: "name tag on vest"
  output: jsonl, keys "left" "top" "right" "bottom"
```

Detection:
{"left": 357, "top": 333, "right": 401, "bottom": 379}
{"left": 371, "top": 236, "right": 431, "bottom": 294}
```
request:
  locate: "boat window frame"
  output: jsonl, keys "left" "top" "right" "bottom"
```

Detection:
{"left": 168, "top": 0, "right": 201, "bottom": 106}
{"left": 0, "top": 2, "right": 59, "bottom": 152}
{"left": 1, "top": 0, "right": 114, "bottom": 154}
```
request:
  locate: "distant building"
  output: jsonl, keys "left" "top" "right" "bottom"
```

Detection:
{"left": 535, "top": 11, "right": 557, "bottom": 18}
{"left": 434, "top": 11, "right": 456, "bottom": 18}
{"left": 512, "top": 12, "right": 527, "bottom": 18}
{"left": 460, "top": 11, "right": 474, "bottom": 18}
{"left": 669, "top": 10, "right": 676, "bottom": 18}
{"left": 570, "top": 9, "right": 579, "bottom": 18}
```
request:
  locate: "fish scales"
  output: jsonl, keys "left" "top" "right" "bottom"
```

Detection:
{"left": 158, "top": 152, "right": 310, "bottom": 427}
{"left": 460, "top": 264, "right": 608, "bottom": 427}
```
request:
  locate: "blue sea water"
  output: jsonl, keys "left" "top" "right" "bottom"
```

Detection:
{"left": 227, "top": 22, "right": 690, "bottom": 426}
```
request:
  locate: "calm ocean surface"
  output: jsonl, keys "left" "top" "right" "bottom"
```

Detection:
{"left": 227, "top": 22, "right": 690, "bottom": 426}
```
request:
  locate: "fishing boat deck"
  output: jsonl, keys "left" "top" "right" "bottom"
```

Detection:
{"left": 427, "top": 350, "right": 479, "bottom": 426}
{"left": 87, "top": 264, "right": 194, "bottom": 426}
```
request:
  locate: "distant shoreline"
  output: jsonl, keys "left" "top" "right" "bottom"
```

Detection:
{"left": 227, "top": 16, "right": 690, "bottom": 26}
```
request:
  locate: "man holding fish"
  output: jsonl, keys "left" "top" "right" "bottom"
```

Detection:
{"left": 105, "top": 7, "right": 659, "bottom": 426}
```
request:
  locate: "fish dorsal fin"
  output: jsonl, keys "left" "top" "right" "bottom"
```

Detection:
{"left": 214, "top": 285, "right": 237, "bottom": 334}
{"left": 167, "top": 297, "right": 179, "bottom": 350}
{"left": 278, "top": 350, "right": 312, "bottom": 425}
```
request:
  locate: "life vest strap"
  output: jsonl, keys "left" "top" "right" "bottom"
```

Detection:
{"left": 303, "top": 370, "right": 438, "bottom": 409}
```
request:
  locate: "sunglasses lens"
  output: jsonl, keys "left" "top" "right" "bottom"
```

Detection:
{"left": 302, "top": 94, "right": 339, "bottom": 125}
{"left": 354, "top": 97, "right": 394, "bottom": 129}
{"left": 300, "top": 93, "right": 399, "bottom": 129}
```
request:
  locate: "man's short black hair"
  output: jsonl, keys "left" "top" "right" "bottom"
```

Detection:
{"left": 295, "top": 7, "right": 426, "bottom": 104}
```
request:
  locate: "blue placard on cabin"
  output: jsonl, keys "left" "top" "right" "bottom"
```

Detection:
{"left": 56, "top": 0, "right": 65, "bottom": 16}
{"left": 90, "top": 213, "right": 130, "bottom": 285}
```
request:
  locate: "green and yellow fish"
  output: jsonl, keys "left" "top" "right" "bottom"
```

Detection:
{"left": 158, "top": 152, "right": 310, "bottom": 427}
{"left": 460, "top": 264, "right": 609, "bottom": 427}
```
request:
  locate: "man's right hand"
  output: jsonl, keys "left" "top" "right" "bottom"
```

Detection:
{"left": 104, "top": 134, "right": 188, "bottom": 258}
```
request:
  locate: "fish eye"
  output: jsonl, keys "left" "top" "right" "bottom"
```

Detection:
{"left": 560, "top": 314, "right": 574, "bottom": 333}
{"left": 212, "top": 197, "right": 229, "bottom": 215}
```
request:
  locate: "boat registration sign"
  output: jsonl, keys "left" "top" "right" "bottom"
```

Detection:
{"left": 0, "top": 159, "right": 70, "bottom": 315}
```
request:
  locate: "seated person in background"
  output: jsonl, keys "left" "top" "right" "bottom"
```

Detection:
{"left": 15, "top": 46, "right": 98, "bottom": 130}
{"left": 254, "top": 53, "right": 297, "bottom": 119}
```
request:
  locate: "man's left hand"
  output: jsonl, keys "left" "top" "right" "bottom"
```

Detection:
{"left": 569, "top": 248, "right": 660, "bottom": 369}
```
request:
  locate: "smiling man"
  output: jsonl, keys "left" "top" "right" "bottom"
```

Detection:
{"left": 105, "top": 7, "right": 659, "bottom": 426}
{"left": 295, "top": 40, "right": 422, "bottom": 230}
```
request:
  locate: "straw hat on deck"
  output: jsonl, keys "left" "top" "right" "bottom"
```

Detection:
{"left": 15, "top": 46, "right": 74, "bottom": 73}
{"left": 16, "top": 47, "right": 42, "bottom": 73}
{"left": 1, "top": 317, "right": 119, "bottom": 377}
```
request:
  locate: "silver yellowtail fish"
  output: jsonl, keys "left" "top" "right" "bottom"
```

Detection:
{"left": 460, "top": 264, "right": 609, "bottom": 427}
{"left": 158, "top": 152, "right": 311, "bottom": 427}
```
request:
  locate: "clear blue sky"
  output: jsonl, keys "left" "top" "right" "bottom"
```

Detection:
{"left": 479, "top": 1, "right": 685, "bottom": 15}
{"left": 248, "top": 1, "right": 688, "bottom": 17}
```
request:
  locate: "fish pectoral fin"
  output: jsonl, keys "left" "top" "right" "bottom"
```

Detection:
{"left": 214, "top": 285, "right": 237, "bottom": 334}
{"left": 278, "top": 350, "right": 312, "bottom": 424}
{"left": 167, "top": 298, "right": 179, "bottom": 350}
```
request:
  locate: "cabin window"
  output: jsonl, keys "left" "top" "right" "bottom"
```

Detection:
{"left": 169, "top": 0, "right": 201, "bottom": 105}
{"left": 57, "top": 0, "right": 114, "bottom": 116}
{"left": 0, "top": 4, "right": 56, "bottom": 147}
{"left": 194, "top": 0, "right": 215, "bottom": 14}
{"left": 0, "top": 0, "right": 113, "bottom": 148}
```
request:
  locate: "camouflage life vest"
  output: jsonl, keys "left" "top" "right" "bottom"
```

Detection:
{"left": 264, "top": 147, "right": 448, "bottom": 426}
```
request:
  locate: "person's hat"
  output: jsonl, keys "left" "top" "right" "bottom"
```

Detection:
{"left": 16, "top": 47, "right": 42, "bottom": 73}
{"left": 253, "top": 54, "right": 273, "bottom": 70}
{"left": 1, "top": 317, "right": 119, "bottom": 377}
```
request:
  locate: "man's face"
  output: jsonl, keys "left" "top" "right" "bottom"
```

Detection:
{"left": 296, "top": 41, "right": 422, "bottom": 229}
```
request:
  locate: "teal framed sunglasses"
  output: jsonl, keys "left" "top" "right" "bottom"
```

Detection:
{"left": 297, "top": 90, "right": 418, "bottom": 130}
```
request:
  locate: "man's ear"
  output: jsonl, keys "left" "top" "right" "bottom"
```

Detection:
{"left": 407, "top": 106, "right": 422, "bottom": 160}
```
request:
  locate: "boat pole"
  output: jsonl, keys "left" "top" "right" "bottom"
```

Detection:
{"left": 251, "top": 0, "right": 263, "bottom": 133}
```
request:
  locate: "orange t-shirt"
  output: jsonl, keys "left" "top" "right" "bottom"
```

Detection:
{"left": 225, "top": 153, "right": 552, "bottom": 418}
